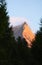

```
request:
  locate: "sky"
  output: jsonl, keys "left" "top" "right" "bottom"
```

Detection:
{"left": 6, "top": 0, "right": 42, "bottom": 33}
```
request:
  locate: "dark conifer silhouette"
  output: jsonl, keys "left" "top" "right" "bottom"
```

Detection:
{"left": 0, "top": 0, "right": 16, "bottom": 64}
{"left": 17, "top": 37, "right": 30, "bottom": 65}
{"left": 31, "top": 19, "right": 42, "bottom": 65}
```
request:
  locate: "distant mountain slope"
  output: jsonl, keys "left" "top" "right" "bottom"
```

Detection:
{"left": 13, "top": 22, "right": 35, "bottom": 47}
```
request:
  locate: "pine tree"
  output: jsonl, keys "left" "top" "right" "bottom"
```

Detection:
{"left": 17, "top": 37, "right": 29, "bottom": 65}
{"left": 32, "top": 19, "right": 42, "bottom": 65}
{"left": 0, "top": 0, "right": 15, "bottom": 64}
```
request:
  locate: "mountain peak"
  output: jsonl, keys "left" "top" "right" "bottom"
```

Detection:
{"left": 23, "top": 22, "right": 27, "bottom": 25}
{"left": 13, "top": 22, "right": 35, "bottom": 47}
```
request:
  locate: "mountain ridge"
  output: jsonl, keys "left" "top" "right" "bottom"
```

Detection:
{"left": 13, "top": 22, "right": 35, "bottom": 47}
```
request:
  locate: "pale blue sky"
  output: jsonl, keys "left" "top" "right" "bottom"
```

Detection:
{"left": 6, "top": 0, "right": 42, "bottom": 33}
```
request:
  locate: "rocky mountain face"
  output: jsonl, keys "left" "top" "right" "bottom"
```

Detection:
{"left": 13, "top": 22, "right": 35, "bottom": 47}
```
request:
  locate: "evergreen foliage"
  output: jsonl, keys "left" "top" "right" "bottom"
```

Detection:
{"left": 0, "top": 0, "right": 16, "bottom": 64}
{"left": 31, "top": 19, "right": 42, "bottom": 65}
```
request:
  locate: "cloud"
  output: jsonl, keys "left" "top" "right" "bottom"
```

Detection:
{"left": 9, "top": 17, "right": 28, "bottom": 27}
